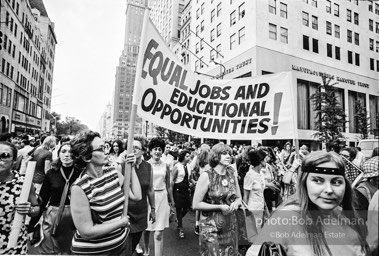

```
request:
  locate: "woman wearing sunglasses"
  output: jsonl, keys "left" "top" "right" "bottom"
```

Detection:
{"left": 29, "top": 141, "right": 80, "bottom": 254}
{"left": 0, "top": 141, "right": 40, "bottom": 255}
{"left": 69, "top": 131, "right": 141, "bottom": 255}
{"left": 142, "top": 137, "right": 174, "bottom": 256}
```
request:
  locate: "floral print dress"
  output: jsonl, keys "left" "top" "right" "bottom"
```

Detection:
{"left": 0, "top": 171, "right": 28, "bottom": 255}
{"left": 200, "top": 166, "right": 238, "bottom": 256}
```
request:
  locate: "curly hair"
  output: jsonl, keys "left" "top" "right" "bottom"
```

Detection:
{"left": 209, "top": 142, "right": 232, "bottom": 168}
{"left": 70, "top": 131, "right": 100, "bottom": 169}
{"left": 178, "top": 149, "right": 190, "bottom": 162}
{"left": 247, "top": 149, "right": 267, "bottom": 167}
{"left": 148, "top": 137, "right": 165, "bottom": 152}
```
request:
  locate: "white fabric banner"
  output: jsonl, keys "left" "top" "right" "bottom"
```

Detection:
{"left": 134, "top": 19, "right": 296, "bottom": 140}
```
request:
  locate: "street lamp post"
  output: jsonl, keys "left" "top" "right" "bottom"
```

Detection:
{"left": 211, "top": 60, "right": 226, "bottom": 79}
{"left": 145, "top": 120, "right": 148, "bottom": 137}
{"left": 51, "top": 115, "right": 57, "bottom": 134}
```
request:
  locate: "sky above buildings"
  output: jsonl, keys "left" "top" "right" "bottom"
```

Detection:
{"left": 44, "top": 0, "right": 127, "bottom": 130}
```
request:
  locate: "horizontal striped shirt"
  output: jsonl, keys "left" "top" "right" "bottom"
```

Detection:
{"left": 71, "top": 167, "right": 126, "bottom": 254}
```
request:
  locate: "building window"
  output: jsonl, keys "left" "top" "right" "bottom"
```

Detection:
{"left": 230, "top": 11, "right": 236, "bottom": 26}
{"left": 376, "top": 22, "right": 379, "bottom": 33}
{"left": 334, "top": 25, "right": 340, "bottom": 38}
{"left": 303, "top": 12, "right": 309, "bottom": 26}
{"left": 312, "top": 16, "right": 318, "bottom": 30}
{"left": 217, "top": 44, "right": 221, "bottom": 58}
{"left": 347, "top": 9, "right": 352, "bottom": 22}
{"left": 326, "top": 0, "right": 331, "bottom": 13}
{"left": 303, "top": 0, "right": 308, "bottom": 3}
{"left": 196, "top": 8, "right": 200, "bottom": 19}
{"left": 376, "top": 3, "right": 379, "bottom": 15}
{"left": 326, "top": 21, "right": 332, "bottom": 35}
{"left": 354, "top": 12, "right": 359, "bottom": 25}
{"left": 269, "top": 0, "right": 276, "bottom": 14}
{"left": 297, "top": 79, "right": 319, "bottom": 130}
{"left": 348, "top": 91, "right": 366, "bottom": 133}
{"left": 355, "top": 53, "right": 360, "bottom": 66}
{"left": 280, "top": 3, "right": 287, "bottom": 18}
{"left": 369, "top": 19, "right": 373, "bottom": 31}
{"left": 211, "top": 9, "right": 215, "bottom": 22}
{"left": 311, "top": 0, "right": 317, "bottom": 7}
{"left": 201, "top": 20, "right": 204, "bottom": 31}
{"left": 195, "top": 60, "right": 199, "bottom": 71}
{"left": 269, "top": 23, "right": 277, "bottom": 40}
{"left": 370, "top": 38, "right": 374, "bottom": 51}
{"left": 239, "top": 3, "right": 245, "bottom": 19}
{"left": 196, "top": 42, "right": 199, "bottom": 53}
{"left": 335, "top": 46, "right": 340, "bottom": 60}
{"left": 370, "top": 58, "right": 375, "bottom": 70}
{"left": 377, "top": 41, "right": 379, "bottom": 52}
{"left": 217, "top": 23, "right": 221, "bottom": 36}
{"left": 354, "top": 33, "right": 359, "bottom": 45}
{"left": 369, "top": 95, "right": 379, "bottom": 132}
{"left": 280, "top": 27, "right": 288, "bottom": 43}
{"left": 196, "top": 25, "right": 199, "bottom": 35}
{"left": 211, "top": 29, "right": 215, "bottom": 42}
{"left": 201, "top": 3, "right": 205, "bottom": 14}
{"left": 348, "top": 50, "right": 353, "bottom": 64}
{"left": 230, "top": 33, "right": 236, "bottom": 49}
{"left": 303, "top": 35, "right": 309, "bottom": 50}
{"left": 334, "top": 3, "right": 339, "bottom": 16}
{"left": 327, "top": 43, "right": 333, "bottom": 58}
{"left": 347, "top": 30, "right": 352, "bottom": 43}
{"left": 200, "top": 40, "right": 204, "bottom": 50}
{"left": 239, "top": 27, "right": 245, "bottom": 44}
{"left": 217, "top": 3, "right": 221, "bottom": 16}
{"left": 210, "top": 49, "right": 215, "bottom": 61}
{"left": 313, "top": 38, "right": 319, "bottom": 53}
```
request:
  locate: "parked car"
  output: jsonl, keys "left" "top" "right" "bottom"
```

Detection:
{"left": 358, "top": 139, "right": 379, "bottom": 160}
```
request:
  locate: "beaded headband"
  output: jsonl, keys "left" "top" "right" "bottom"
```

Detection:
{"left": 303, "top": 166, "right": 345, "bottom": 176}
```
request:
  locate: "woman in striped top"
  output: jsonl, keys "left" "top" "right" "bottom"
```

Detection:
{"left": 69, "top": 131, "right": 142, "bottom": 255}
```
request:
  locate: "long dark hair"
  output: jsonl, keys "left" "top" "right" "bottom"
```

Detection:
{"left": 51, "top": 142, "right": 73, "bottom": 170}
{"left": 293, "top": 151, "right": 369, "bottom": 256}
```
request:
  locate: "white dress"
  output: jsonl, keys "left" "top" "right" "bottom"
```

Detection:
{"left": 146, "top": 160, "right": 170, "bottom": 231}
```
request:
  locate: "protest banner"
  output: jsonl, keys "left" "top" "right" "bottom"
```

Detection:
{"left": 133, "top": 19, "right": 297, "bottom": 140}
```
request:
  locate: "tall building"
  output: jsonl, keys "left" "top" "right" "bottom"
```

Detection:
{"left": 182, "top": 0, "right": 379, "bottom": 148}
{"left": 98, "top": 102, "right": 113, "bottom": 140}
{"left": 110, "top": 0, "right": 187, "bottom": 139}
{"left": 0, "top": 0, "right": 57, "bottom": 134}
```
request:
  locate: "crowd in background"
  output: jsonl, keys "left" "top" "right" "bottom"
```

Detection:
{"left": 0, "top": 131, "right": 377, "bottom": 256}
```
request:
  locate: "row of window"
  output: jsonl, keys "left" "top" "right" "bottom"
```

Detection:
{"left": 230, "top": 3, "right": 245, "bottom": 26}
{"left": 269, "top": 0, "right": 288, "bottom": 19}
{"left": 269, "top": 24, "right": 288, "bottom": 44}
{"left": 0, "top": 83, "right": 12, "bottom": 108}
{"left": 298, "top": 79, "right": 379, "bottom": 133}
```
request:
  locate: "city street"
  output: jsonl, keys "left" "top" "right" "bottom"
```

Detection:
{"left": 28, "top": 210, "right": 200, "bottom": 256}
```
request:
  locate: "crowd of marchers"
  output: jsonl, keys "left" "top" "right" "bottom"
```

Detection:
{"left": 0, "top": 131, "right": 377, "bottom": 256}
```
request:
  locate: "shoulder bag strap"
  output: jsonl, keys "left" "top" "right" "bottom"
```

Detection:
{"left": 54, "top": 168, "right": 74, "bottom": 224}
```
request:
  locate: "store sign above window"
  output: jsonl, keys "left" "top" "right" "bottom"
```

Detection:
{"left": 291, "top": 65, "right": 370, "bottom": 89}
{"left": 224, "top": 58, "right": 253, "bottom": 76}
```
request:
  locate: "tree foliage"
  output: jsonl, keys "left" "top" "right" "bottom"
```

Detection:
{"left": 310, "top": 76, "right": 347, "bottom": 151}
{"left": 155, "top": 126, "right": 167, "bottom": 138}
{"left": 49, "top": 112, "right": 88, "bottom": 135}
{"left": 354, "top": 100, "right": 370, "bottom": 139}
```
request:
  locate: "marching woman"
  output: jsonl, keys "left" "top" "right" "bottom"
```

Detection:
{"left": 69, "top": 131, "right": 141, "bottom": 255}
{"left": 246, "top": 151, "right": 369, "bottom": 256}
{"left": 29, "top": 142, "right": 81, "bottom": 254}
{"left": 143, "top": 138, "right": 174, "bottom": 256}
{"left": 0, "top": 141, "right": 40, "bottom": 255}
{"left": 193, "top": 142, "right": 242, "bottom": 256}
{"left": 172, "top": 149, "right": 192, "bottom": 239}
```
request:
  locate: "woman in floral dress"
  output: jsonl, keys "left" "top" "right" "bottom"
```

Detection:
{"left": 193, "top": 143, "right": 242, "bottom": 256}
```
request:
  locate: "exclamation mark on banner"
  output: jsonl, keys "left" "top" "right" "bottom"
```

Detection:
{"left": 271, "top": 92, "right": 283, "bottom": 135}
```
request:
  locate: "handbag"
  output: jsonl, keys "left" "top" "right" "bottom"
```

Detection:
{"left": 236, "top": 200, "right": 258, "bottom": 245}
{"left": 51, "top": 168, "right": 74, "bottom": 236}
{"left": 258, "top": 241, "right": 287, "bottom": 256}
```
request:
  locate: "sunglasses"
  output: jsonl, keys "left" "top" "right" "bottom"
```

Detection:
{"left": 93, "top": 145, "right": 105, "bottom": 153}
{"left": 0, "top": 152, "right": 13, "bottom": 160}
